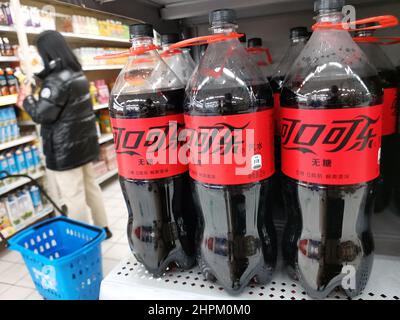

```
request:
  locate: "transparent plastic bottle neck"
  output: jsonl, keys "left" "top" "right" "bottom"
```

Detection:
{"left": 131, "top": 36, "right": 154, "bottom": 49}
{"left": 210, "top": 23, "right": 237, "bottom": 35}
{"left": 316, "top": 10, "right": 344, "bottom": 24}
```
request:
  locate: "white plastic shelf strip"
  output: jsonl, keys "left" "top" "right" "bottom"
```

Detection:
{"left": 100, "top": 255, "right": 400, "bottom": 300}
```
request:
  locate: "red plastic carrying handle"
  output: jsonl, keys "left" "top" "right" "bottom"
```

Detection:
{"left": 312, "top": 15, "right": 399, "bottom": 31}
{"left": 354, "top": 36, "right": 400, "bottom": 45}
{"left": 94, "top": 44, "right": 160, "bottom": 60}
{"left": 246, "top": 47, "right": 273, "bottom": 64}
{"left": 169, "top": 33, "right": 244, "bottom": 49}
{"left": 160, "top": 49, "right": 183, "bottom": 58}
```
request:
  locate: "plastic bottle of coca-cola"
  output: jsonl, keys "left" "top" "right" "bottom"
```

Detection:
{"left": 354, "top": 25, "right": 399, "bottom": 212}
{"left": 160, "top": 33, "right": 196, "bottom": 85}
{"left": 109, "top": 23, "right": 196, "bottom": 276}
{"left": 185, "top": 9, "right": 277, "bottom": 295}
{"left": 247, "top": 37, "right": 271, "bottom": 80}
{"left": 280, "top": 0, "right": 383, "bottom": 298}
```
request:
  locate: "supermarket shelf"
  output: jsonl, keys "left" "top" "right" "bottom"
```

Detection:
{"left": 0, "top": 25, "right": 129, "bottom": 45}
{"left": 0, "top": 25, "right": 15, "bottom": 33}
{"left": 82, "top": 65, "right": 124, "bottom": 71}
{"left": 0, "top": 170, "right": 45, "bottom": 196}
{"left": 93, "top": 103, "right": 108, "bottom": 111}
{"left": 61, "top": 32, "right": 129, "bottom": 44}
{"left": 98, "top": 133, "right": 113, "bottom": 144}
{"left": 1, "top": 205, "right": 54, "bottom": 240}
{"left": 96, "top": 168, "right": 118, "bottom": 184}
{"left": 100, "top": 254, "right": 400, "bottom": 300}
{"left": 0, "top": 56, "right": 19, "bottom": 62}
{"left": 0, "top": 134, "right": 36, "bottom": 151}
{"left": 0, "top": 94, "right": 17, "bottom": 107}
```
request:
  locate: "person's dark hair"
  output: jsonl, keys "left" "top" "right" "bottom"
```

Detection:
{"left": 36, "top": 30, "right": 82, "bottom": 74}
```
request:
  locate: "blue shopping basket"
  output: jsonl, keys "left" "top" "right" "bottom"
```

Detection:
{"left": 8, "top": 216, "right": 106, "bottom": 300}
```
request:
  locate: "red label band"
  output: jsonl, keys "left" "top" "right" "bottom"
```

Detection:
{"left": 281, "top": 106, "right": 382, "bottom": 185}
{"left": 184, "top": 109, "right": 275, "bottom": 185}
{"left": 382, "top": 88, "right": 398, "bottom": 136}
{"left": 273, "top": 93, "right": 281, "bottom": 135}
{"left": 110, "top": 114, "right": 188, "bottom": 180}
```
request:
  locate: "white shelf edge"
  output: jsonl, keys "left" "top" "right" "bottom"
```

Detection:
{"left": 0, "top": 135, "right": 37, "bottom": 151}
{"left": 82, "top": 65, "right": 124, "bottom": 71}
{"left": 96, "top": 168, "right": 118, "bottom": 184}
{"left": 98, "top": 133, "right": 113, "bottom": 144}
{"left": 0, "top": 94, "right": 18, "bottom": 107}
{"left": 61, "top": 31, "right": 130, "bottom": 44}
{"left": 0, "top": 25, "right": 129, "bottom": 44}
{"left": 100, "top": 254, "right": 400, "bottom": 300}
{"left": 0, "top": 56, "right": 19, "bottom": 62}
{"left": 18, "top": 121, "right": 36, "bottom": 126}
{"left": 0, "top": 170, "right": 45, "bottom": 196}
{"left": 1, "top": 205, "right": 54, "bottom": 239}
{"left": 93, "top": 103, "right": 108, "bottom": 111}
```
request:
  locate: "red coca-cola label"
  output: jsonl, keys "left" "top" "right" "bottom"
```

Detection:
{"left": 281, "top": 105, "right": 382, "bottom": 185}
{"left": 184, "top": 109, "right": 275, "bottom": 185}
{"left": 382, "top": 88, "right": 398, "bottom": 136}
{"left": 110, "top": 114, "right": 188, "bottom": 180}
{"left": 273, "top": 93, "right": 281, "bottom": 135}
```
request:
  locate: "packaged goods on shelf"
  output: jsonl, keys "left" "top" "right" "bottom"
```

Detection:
{"left": 0, "top": 199, "right": 14, "bottom": 237}
{"left": 93, "top": 160, "right": 108, "bottom": 178}
{"left": 99, "top": 143, "right": 115, "bottom": 161}
{"left": 74, "top": 47, "right": 127, "bottom": 66}
{"left": 0, "top": 143, "right": 42, "bottom": 186}
{"left": 105, "top": 157, "right": 116, "bottom": 171}
{"left": 89, "top": 81, "right": 98, "bottom": 105}
{"left": 0, "top": 67, "right": 19, "bottom": 97}
{"left": 0, "top": 37, "right": 16, "bottom": 56}
{"left": 95, "top": 80, "right": 110, "bottom": 104}
{"left": 64, "top": 15, "right": 129, "bottom": 39}
{"left": 89, "top": 79, "right": 111, "bottom": 107}
{"left": 99, "top": 110, "right": 111, "bottom": 134}
{"left": 20, "top": 5, "right": 55, "bottom": 31}
{"left": 0, "top": 107, "right": 20, "bottom": 142}
{"left": 1, "top": 184, "right": 44, "bottom": 229}
{"left": 0, "top": 2, "right": 13, "bottom": 26}
{"left": 99, "top": 143, "right": 116, "bottom": 171}
{"left": 95, "top": 119, "right": 101, "bottom": 138}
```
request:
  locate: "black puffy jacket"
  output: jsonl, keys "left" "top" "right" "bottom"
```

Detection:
{"left": 23, "top": 68, "right": 99, "bottom": 171}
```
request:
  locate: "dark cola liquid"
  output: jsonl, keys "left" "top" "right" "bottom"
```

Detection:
{"left": 110, "top": 88, "right": 196, "bottom": 276}
{"left": 270, "top": 76, "right": 285, "bottom": 225}
{"left": 281, "top": 76, "right": 382, "bottom": 298}
{"left": 186, "top": 84, "right": 277, "bottom": 295}
{"left": 375, "top": 69, "right": 399, "bottom": 212}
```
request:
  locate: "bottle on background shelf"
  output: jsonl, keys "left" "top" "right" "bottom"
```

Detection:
{"left": 185, "top": 8, "right": 276, "bottom": 294}
{"left": 354, "top": 25, "right": 399, "bottom": 213}
{"left": 0, "top": 68, "right": 10, "bottom": 96}
{"left": 160, "top": 33, "right": 196, "bottom": 85}
{"left": 280, "top": 0, "right": 382, "bottom": 298}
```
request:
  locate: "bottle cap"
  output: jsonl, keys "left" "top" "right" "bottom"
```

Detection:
{"left": 161, "top": 33, "right": 180, "bottom": 45}
{"left": 314, "top": 0, "right": 345, "bottom": 12}
{"left": 290, "top": 27, "right": 309, "bottom": 39}
{"left": 247, "top": 37, "right": 262, "bottom": 48}
{"left": 129, "top": 23, "right": 154, "bottom": 38}
{"left": 209, "top": 9, "right": 237, "bottom": 27}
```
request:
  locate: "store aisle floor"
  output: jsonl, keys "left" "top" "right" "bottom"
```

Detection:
{"left": 0, "top": 177, "right": 129, "bottom": 300}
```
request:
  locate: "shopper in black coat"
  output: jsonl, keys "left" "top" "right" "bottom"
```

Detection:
{"left": 19, "top": 30, "right": 112, "bottom": 238}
